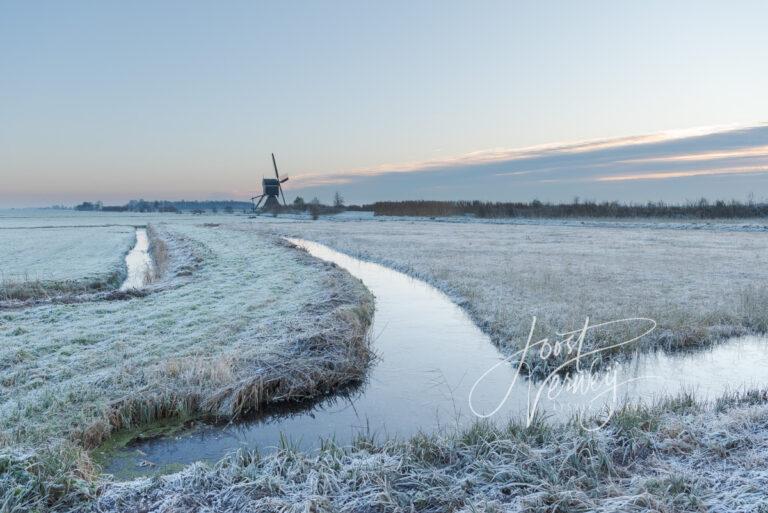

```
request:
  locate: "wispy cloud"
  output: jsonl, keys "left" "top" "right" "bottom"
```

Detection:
{"left": 616, "top": 145, "right": 768, "bottom": 165}
{"left": 289, "top": 133, "right": 678, "bottom": 187}
{"left": 289, "top": 123, "right": 768, "bottom": 202}
{"left": 596, "top": 165, "right": 768, "bottom": 182}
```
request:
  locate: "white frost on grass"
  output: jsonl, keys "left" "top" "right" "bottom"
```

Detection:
{"left": 3, "top": 213, "right": 768, "bottom": 512}
{"left": 0, "top": 226, "right": 136, "bottom": 300}
{"left": 92, "top": 393, "right": 768, "bottom": 513}
{"left": 257, "top": 217, "right": 768, "bottom": 372}
{"left": 0, "top": 222, "right": 373, "bottom": 510}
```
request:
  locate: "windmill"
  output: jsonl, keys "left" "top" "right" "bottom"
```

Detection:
{"left": 251, "top": 153, "right": 289, "bottom": 212}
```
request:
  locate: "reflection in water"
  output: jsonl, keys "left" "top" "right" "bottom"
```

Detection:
{"left": 103, "top": 238, "right": 768, "bottom": 478}
{"left": 120, "top": 228, "right": 153, "bottom": 291}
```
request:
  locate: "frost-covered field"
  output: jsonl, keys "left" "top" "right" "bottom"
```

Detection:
{"left": 0, "top": 225, "right": 136, "bottom": 300}
{"left": 0, "top": 209, "right": 183, "bottom": 228}
{"left": 86, "top": 215, "right": 768, "bottom": 513}
{"left": 0, "top": 221, "right": 372, "bottom": 511}
{"left": 258, "top": 217, "right": 768, "bottom": 373}
{"left": 3, "top": 212, "right": 768, "bottom": 512}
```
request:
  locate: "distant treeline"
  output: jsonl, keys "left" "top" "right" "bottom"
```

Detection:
{"left": 75, "top": 199, "right": 254, "bottom": 213}
{"left": 373, "top": 199, "right": 768, "bottom": 219}
{"left": 73, "top": 196, "right": 375, "bottom": 216}
{"left": 287, "top": 194, "right": 371, "bottom": 218}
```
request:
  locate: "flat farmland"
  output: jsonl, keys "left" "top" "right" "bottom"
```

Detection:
{"left": 262, "top": 217, "right": 768, "bottom": 373}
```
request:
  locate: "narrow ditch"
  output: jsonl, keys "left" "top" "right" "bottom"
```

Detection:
{"left": 101, "top": 237, "right": 768, "bottom": 478}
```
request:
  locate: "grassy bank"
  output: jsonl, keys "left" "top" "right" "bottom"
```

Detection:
{"left": 89, "top": 389, "right": 768, "bottom": 512}
{"left": 0, "top": 224, "right": 374, "bottom": 512}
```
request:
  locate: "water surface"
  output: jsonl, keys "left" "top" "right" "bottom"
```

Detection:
{"left": 103, "top": 238, "right": 768, "bottom": 478}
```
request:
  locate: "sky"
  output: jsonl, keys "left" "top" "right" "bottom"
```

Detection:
{"left": 2, "top": 1, "right": 768, "bottom": 207}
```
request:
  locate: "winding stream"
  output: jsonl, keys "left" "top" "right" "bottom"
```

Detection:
{"left": 103, "top": 238, "right": 768, "bottom": 478}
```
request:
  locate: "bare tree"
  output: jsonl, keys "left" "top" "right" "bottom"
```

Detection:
{"left": 333, "top": 191, "right": 345, "bottom": 209}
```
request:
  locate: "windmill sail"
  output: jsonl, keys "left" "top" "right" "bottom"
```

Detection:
{"left": 272, "top": 153, "right": 288, "bottom": 206}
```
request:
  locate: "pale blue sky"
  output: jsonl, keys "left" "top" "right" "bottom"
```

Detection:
{"left": 2, "top": 1, "right": 768, "bottom": 206}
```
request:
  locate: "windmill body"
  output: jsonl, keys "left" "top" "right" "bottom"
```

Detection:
{"left": 251, "top": 154, "right": 289, "bottom": 212}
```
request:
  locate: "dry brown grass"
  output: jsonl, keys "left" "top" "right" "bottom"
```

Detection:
{"left": 0, "top": 272, "right": 126, "bottom": 304}
{"left": 80, "top": 294, "right": 374, "bottom": 451}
